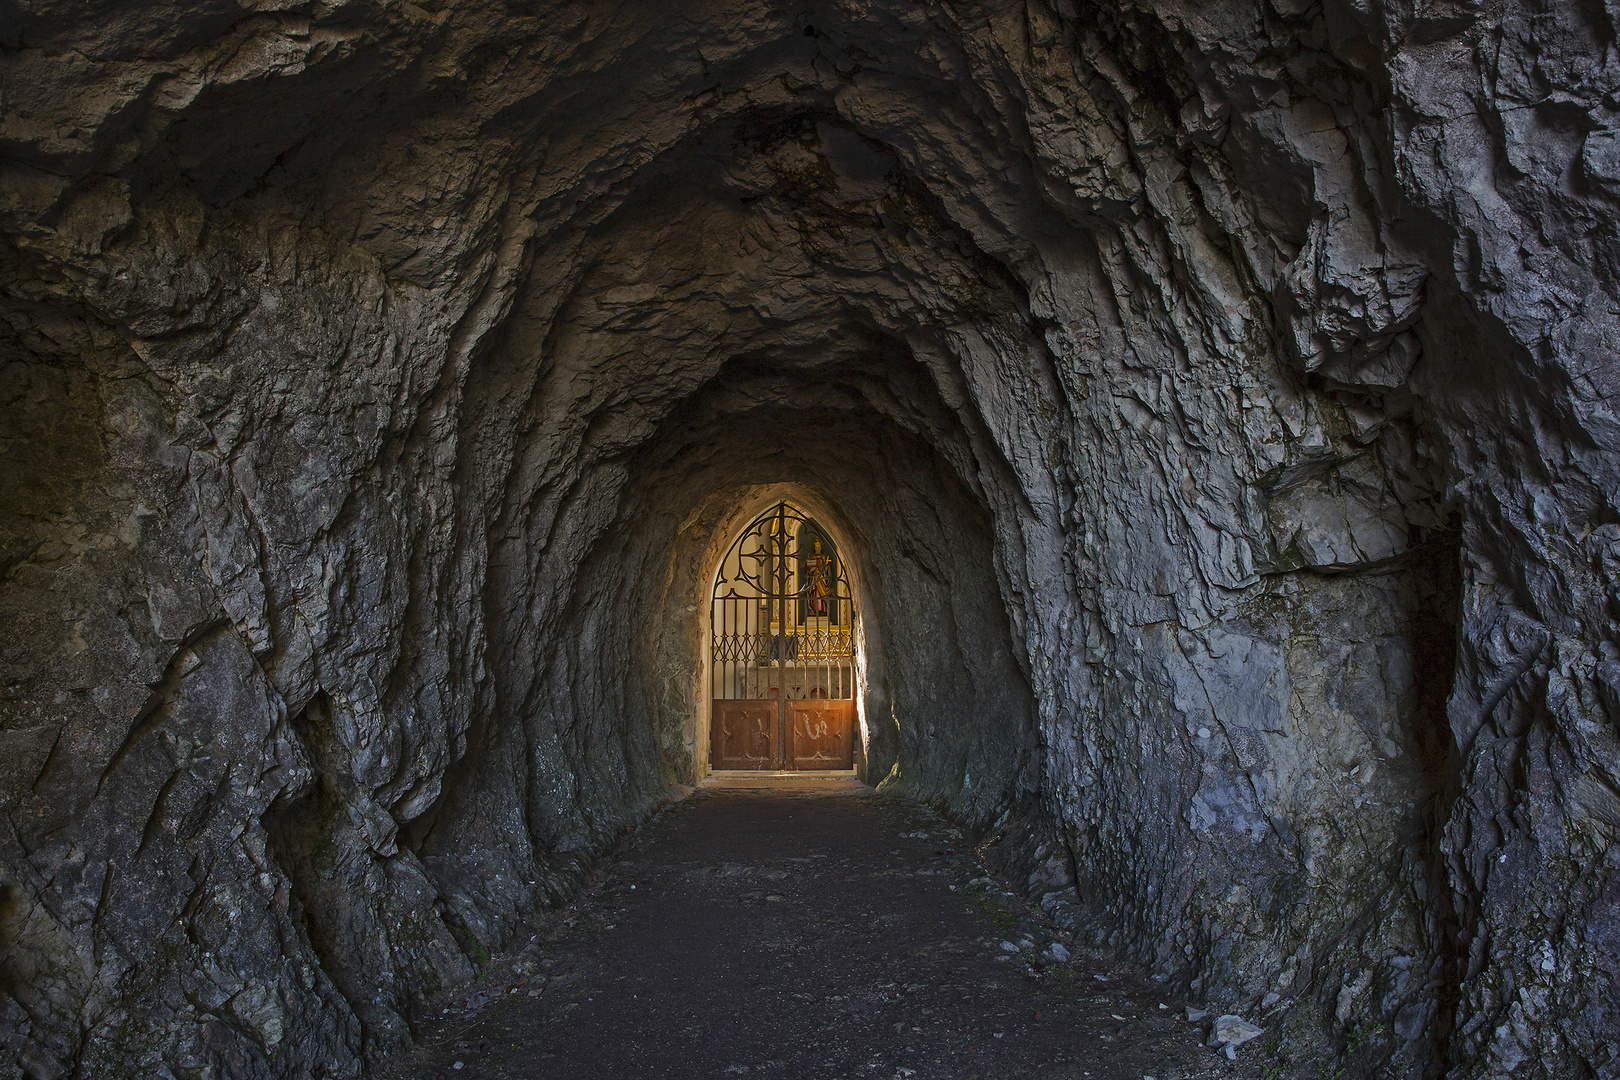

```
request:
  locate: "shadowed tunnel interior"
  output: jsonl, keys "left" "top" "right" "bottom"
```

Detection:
{"left": 3, "top": 2, "right": 1619, "bottom": 1078}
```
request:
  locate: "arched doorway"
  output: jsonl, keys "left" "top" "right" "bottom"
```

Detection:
{"left": 710, "top": 501, "right": 857, "bottom": 770}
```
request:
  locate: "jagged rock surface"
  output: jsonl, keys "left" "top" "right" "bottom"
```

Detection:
{"left": 1, "top": 1, "right": 1617, "bottom": 1077}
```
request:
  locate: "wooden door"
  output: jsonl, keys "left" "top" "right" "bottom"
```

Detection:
{"left": 788, "top": 699, "right": 854, "bottom": 769}
{"left": 711, "top": 698, "right": 854, "bottom": 770}
{"left": 712, "top": 700, "right": 777, "bottom": 770}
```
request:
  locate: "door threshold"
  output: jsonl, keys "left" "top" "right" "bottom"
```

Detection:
{"left": 707, "top": 769, "right": 857, "bottom": 778}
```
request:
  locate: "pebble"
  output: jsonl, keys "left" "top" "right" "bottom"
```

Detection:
{"left": 999, "top": 940, "right": 1021, "bottom": 953}
{"left": 1045, "top": 942, "right": 1071, "bottom": 962}
{"left": 1208, "top": 1014, "right": 1264, "bottom": 1050}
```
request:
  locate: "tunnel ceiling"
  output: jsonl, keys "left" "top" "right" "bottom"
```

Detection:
{"left": 4, "top": 1, "right": 1620, "bottom": 1078}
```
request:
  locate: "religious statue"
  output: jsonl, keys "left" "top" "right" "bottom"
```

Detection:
{"left": 803, "top": 536, "right": 832, "bottom": 620}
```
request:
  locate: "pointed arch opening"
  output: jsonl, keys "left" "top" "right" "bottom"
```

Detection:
{"left": 707, "top": 500, "right": 859, "bottom": 772}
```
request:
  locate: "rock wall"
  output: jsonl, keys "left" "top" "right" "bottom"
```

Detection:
{"left": 2, "top": 1, "right": 1617, "bottom": 1077}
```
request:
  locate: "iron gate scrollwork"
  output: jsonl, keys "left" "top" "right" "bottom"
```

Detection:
{"left": 710, "top": 502, "right": 855, "bottom": 769}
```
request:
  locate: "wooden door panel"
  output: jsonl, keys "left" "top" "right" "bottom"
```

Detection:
{"left": 713, "top": 700, "right": 778, "bottom": 770}
{"left": 789, "top": 700, "right": 854, "bottom": 770}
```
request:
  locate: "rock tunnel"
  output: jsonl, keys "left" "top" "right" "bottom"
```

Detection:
{"left": 2, "top": 1, "right": 1618, "bottom": 1077}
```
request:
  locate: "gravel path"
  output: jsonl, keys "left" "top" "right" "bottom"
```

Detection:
{"left": 380, "top": 776, "right": 1268, "bottom": 1080}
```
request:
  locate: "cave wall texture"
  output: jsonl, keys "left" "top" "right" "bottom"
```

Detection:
{"left": 2, "top": 0, "right": 1619, "bottom": 1077}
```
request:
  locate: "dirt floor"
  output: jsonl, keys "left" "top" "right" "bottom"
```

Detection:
{"left": 378, "top": 775, "right": 1274, "bottom": 1080}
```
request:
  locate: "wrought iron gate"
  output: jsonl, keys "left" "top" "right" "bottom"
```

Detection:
{"left": 710, "top": 502, "right": 856, "bottom": 770}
